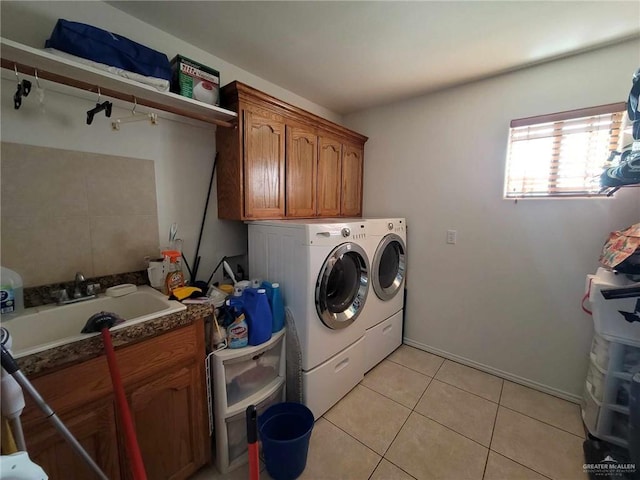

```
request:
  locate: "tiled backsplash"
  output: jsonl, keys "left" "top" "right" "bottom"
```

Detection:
{"left": 1, "top": 142, "right": 160, "bottom": 287}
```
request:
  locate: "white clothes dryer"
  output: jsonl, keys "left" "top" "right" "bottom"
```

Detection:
{"left": 248, "top": 219, "right": 370, "bottom": 418}
{"left": 361, "top": 218, "right": 407, "bottom": 372}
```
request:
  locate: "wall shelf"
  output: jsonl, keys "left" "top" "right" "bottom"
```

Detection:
{"left": 0, "top": 37, "right": 238, "bottom": 127}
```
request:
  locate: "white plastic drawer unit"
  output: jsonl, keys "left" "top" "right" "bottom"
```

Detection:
{"left": 581, "top": 332, "right": 639, "bottom": 448}
{"left": 213, "top": 330, "right": 285, "bottom": 410}
{"left": 215, "top": 380, "right": 285, "bottom": 473}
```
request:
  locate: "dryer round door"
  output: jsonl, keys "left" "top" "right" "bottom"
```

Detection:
{"left": 315, "top": 243, "right": 369, "bottom": 329}
{"left": 372, "top": 234, "right": 406, "bottom": 301}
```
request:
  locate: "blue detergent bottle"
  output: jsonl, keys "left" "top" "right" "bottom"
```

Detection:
{"left": 262, "top": 281, "right": 285, "bottom": 332}
{"left": 242, "top": 288, "right": 272, "bottom": 346}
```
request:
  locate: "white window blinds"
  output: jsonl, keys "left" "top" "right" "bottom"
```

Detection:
{"left": 504, "top": 103, "right": 626, "bottom": 198}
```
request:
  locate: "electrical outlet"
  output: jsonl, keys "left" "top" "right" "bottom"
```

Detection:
{"left": 446, "top": 229, "right": 457, "bottom": 244}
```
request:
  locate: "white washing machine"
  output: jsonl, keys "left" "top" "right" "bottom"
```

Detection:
{"left": 362, "top": 218, "right": 407, "bottom": 372}
{"left": 248, "top": 219, "right": 370, "bottom": 418}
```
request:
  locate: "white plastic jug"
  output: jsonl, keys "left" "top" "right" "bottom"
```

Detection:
{"left": 1, "top": 266, "right": 24, "bottom": 319}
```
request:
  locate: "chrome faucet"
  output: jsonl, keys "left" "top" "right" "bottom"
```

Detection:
{"left": 73, "top": 271, "right": 86, "bottom": 298}
{"left": 52, "top": 272, "right": 100, "bottom": 305}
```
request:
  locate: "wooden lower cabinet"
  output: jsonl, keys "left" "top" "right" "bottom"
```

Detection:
{"left": 128, "top": 364, "right": 207, "bottom": 480}
{"left": 23, "top": 399, "right": 120, "bottom": 480}
{"left": 20, "top": 321, "right": 209, "bottom": 480}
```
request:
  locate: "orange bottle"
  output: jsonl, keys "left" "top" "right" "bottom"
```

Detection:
{"left": 161, "top": 250, "right": 184, "bottom": 295}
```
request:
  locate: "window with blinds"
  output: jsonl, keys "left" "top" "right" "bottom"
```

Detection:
{"left": 504, "top": 103, "right": 626, "bottom": 198}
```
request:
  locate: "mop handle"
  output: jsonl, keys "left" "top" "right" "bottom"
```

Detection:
{"left": 1, "top": 344, "right": 109, "bottom": 480}
{"left": 246, "top": 405, "right": 260, "bottom": 480}
{"left": 101, "top": 329, "right": 148, "bottom": 480}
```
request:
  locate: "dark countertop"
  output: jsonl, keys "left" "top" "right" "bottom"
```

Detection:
{"left": 17, "top": 303, "right": 212, "bottom": 378}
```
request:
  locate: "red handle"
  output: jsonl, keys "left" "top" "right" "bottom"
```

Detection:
{"left": 248, "top": 443, "right": 260, "bottom": 480}
{"left": 246, "top": 405, "right": 260, "bottom": 480}
{"left": 101, "top": 329, "right": 148, "bottom": 480}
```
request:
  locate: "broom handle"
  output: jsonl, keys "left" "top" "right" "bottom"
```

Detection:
{"left": 101, "top": 329, "right": 148, "bottom": 480}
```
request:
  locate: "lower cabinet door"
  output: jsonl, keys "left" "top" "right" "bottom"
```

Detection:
{"left": 127, "top": 363, "right": 208, "bottom": 480}
{"left": 23, "top": 399, "right": 120, "bottom": 480}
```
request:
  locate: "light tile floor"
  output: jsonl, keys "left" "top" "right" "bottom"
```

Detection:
{"left": 191, "top": 345, "right": 588, "bottom": 480}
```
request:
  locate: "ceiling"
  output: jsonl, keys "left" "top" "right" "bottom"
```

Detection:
{"left": 109, "top": 1, "right": 640, "bottom": 115}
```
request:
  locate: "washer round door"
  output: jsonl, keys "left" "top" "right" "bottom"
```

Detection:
{"left": 315, "top": 243, "right": 369, "bottom": 329}
{"left": 372, "top": 234, "right": 406, "bottom": 301}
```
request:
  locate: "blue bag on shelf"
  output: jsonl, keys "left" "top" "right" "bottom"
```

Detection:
{"left": 45, "top": 19, "right": 172, "bottom": 81}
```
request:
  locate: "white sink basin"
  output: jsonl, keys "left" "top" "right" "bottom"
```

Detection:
{"left": 2, "top": 285, "right": 186, "bottom": 358}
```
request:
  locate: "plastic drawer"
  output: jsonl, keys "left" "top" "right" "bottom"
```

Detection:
{"left": 608, "top": 376, "right": 632, "bottom": 408}
{"left": 364, "top": 310, "right": 403, "bottom": 373}
{"left": 597, "top": 407, "right": 630, "bottom": 448}
{"left": 586, "top": 362, "right": 605, "bottom": 402}
{"left": 581, "top": 385, "right": 600, "bottom": 434}
{"left": 303, "top": 336, "right": 365, "bottom": 419}
{"left": 621, "top": 343, "right": 640, "bottom": 373}
{"left": 590, "top": 334, "right": 611, "bottom": 371}
{"left": 223, "top": 333, "right": 284, "bottom": 407}
{"left": 217, "top": 381, "right": 284, "bottom": 472}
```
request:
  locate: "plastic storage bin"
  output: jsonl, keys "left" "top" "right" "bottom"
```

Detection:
{"left": 223, "top": 332, "right": 284, "bottom": 407}
{"left": 208, "top": 329, "right": 286, "bottom": 475}
{"left": 587, "top": 269, "right": 640, "bottom": 342}
{"left": 220, "top": 381, "right": 284, "bottom": 469}
{"left": 581, "top": 330, "right": 640, "bottom": 448}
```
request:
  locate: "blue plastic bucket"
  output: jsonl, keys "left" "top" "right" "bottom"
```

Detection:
{"left": 258, "top": 402, "right": 314, "bottom": 480}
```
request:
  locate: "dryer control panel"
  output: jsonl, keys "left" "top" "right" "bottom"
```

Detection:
{"left": 306, "top": 222, "right": 367, "bottom": 245}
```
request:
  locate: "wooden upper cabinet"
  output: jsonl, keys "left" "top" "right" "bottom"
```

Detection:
{"left": 216, "top": 82, "right": 367, "bottom": 220}
{"left": 318, "top": 137, "right": 342, "bottom": 217}
{"left": 243, "top": 109, "right": 286, "bottom": 219}
{"left": 341, "top": 143, "right": 364, "bottom": 217}
{"left": 286, "top": 125, "right": 317, "bottom": 217}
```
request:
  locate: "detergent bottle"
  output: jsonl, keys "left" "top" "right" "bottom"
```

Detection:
{"left": 242, "top": 288, "right": 272, "bottom": 346}
{"left": 261, "top": 281, "right": 285, "bottom": 332}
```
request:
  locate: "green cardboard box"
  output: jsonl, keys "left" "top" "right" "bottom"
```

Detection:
{"left": 171, "top": 55, "right": 220, "bottom": 106}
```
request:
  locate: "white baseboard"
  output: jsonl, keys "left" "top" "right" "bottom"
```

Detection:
{"left": 403, "top": 337, "right": 582, "bottom": 404}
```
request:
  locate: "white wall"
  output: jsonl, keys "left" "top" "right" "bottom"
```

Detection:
{"left": 345, "top": 39, "right": 640, "bottom": 399}
{"left": 0, "top": 1, "right": 342, "bottom": 286}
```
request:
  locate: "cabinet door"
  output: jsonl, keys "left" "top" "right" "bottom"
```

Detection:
{"left": 127, "top": 363, "right": 207, "bottom": 480}
{"left": 243, "top": 109, "right": 286, "bottom": 218}
{"left": 23, "top": 400, "right": 120, "bottom": 480}
{"left": 341, "top": 143, "right": 364, "bottom": 217}
{"left": 317, "top": 137, "right": 342, "bottom": 217}
{"left": 286, "top": 125, "right": 318, "bottom": 217}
